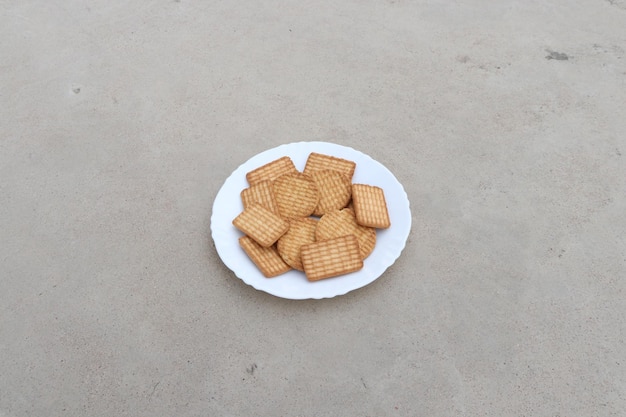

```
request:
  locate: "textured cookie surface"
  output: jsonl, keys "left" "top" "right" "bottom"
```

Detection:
{"left": 241, "top": 180, "right": 278, "bottom": 214}
{"left": 351, "top": 184, "right": 391, "bottom": 229}
{"left": 310, "top": 170, "right": 352, "bottom": 216}
{"left": 277, "top": 217, "right": 318, "bottom": 271}
{"left": 273, "top": 173, "right": 319, "bottom": 219}
{"left": 232, "top": 203, "right": 289, "bottom": 247}
{"left": 301, "top": 235, "right": 363, "bottom": 281}
{"left": 246, "top": 156, "right": 298, "bottom": 186}
{"left": 239, "top": 236, "right": 291, "bottom": 278}
{"left": 303, "top": 152, "right": 356, "bottom": 180}
{"left": 315, "top": 208, "right": 376, "bottom": 259}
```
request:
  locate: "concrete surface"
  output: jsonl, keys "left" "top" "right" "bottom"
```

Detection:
{"left": 1, "top": 1, "right": 625, "bottom": 416}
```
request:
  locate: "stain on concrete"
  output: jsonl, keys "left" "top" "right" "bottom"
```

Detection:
{"left": 246, "top": 363, "right": 257, "bottom": 375}
{"left": 593, "top": 43, "right": 625, "bottom": 54}
{"left": 545, "top": 50, "right": 569, "bottom": 60}
{"left": 605, "top": 0, "right": 626, "bottom": 9}
{"left": 148, "top": 381, "right": 160, "bottom": 400}
{"left": 592, "top": 43, "right": 624, "bottom": 62}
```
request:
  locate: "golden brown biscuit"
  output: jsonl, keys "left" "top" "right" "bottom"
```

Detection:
{"left": 232, "top": 203, "right": 290, "bottom": 247}
{"left": 310, "top": 170, "right": 352, "bottom": 216}
{"left": 239, "top": 236, "right": 291, "bottom": 278}
{"left": 276, "top": 217, "right": 318, "bottom": 271}
{"left": 246, "top": 156, "right": 298, "bottom": 186}
{"left": 273, "top": 173, "right": 319, "bottom": 219}
{"left": 303, "top": 152, "right": 356, "bottom": 180}
{"left": 241, "top": 180, "right": 279, "bottom": 214}
{"left": 301, "top": 235, "right": 363, "bottom": 281}
{"left": 315, "top": 208, "right": 376, "bottom": 259}
{"left": 351, "top": 184, "right": 391, "bottom": 229}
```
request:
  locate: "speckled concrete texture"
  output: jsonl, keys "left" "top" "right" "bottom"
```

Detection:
{"left": 1, "top": 1, "right": 625, "bottom": 416}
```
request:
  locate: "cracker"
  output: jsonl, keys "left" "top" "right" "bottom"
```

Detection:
{"left": 310, "top": 170, "right": 352, "bottom": 216}
{"left": 241, "top": 180, "right": 278, "bottom": 214}
{"left": 232, "top": 203, "right": 289, "bottom": 247}
{"left": 301, "top": 235, "right": 363, "bottom": 281}
{"left": 239, "top": 236, "right": 291, "bottom": 277}
{"left": 246, "top": 156, "right": 298, "bottom": 186}
{"left": 315, "top": 208, "right": 376, "bottom": 259}
{"left": 303, "top": 152, "right": 356, "bottom": 180}
{"left": 273, "top": 172, "right": 319, "bottom": 219}
{"left": 276, "top": 217, "right": 318, "bottom": 271}
{"left": 351, "top": 184, "right": 391, "bottom": 229}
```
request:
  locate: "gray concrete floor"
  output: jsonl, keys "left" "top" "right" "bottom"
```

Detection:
{"left": 2, "top": 1, "right": 625, "bottom": 416}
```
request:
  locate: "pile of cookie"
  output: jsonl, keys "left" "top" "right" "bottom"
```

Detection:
{"left": 232, "top": 152, "right": 390, "bottom": 282}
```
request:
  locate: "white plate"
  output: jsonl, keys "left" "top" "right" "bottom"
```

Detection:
{"left": 210, "top": 142, "right": 411, "bottom": 299}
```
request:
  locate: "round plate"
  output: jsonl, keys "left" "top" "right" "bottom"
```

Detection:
{"left": 210, "top": 142, "right": 411, "bottom": 299}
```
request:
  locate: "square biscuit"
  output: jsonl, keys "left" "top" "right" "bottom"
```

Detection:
{"left": 232, "top": 203, "right": 290, "bottom": 247}
{"left": 239, "top": 236, "right": 291, "bottom": 278}
{"left": 303, "top": 152, "right": 356, "bottom": 180}
{"left": 241, "top": 180, "right": 279, "bottom": 214}
{"left": 246, "top": 156, "right": 298, "bottom": 186}
{"left": 351, "top": 184, "right": 391, "bottom": 229}
{"left": 300, "top": 235, "right": 363, "bottom": 281}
